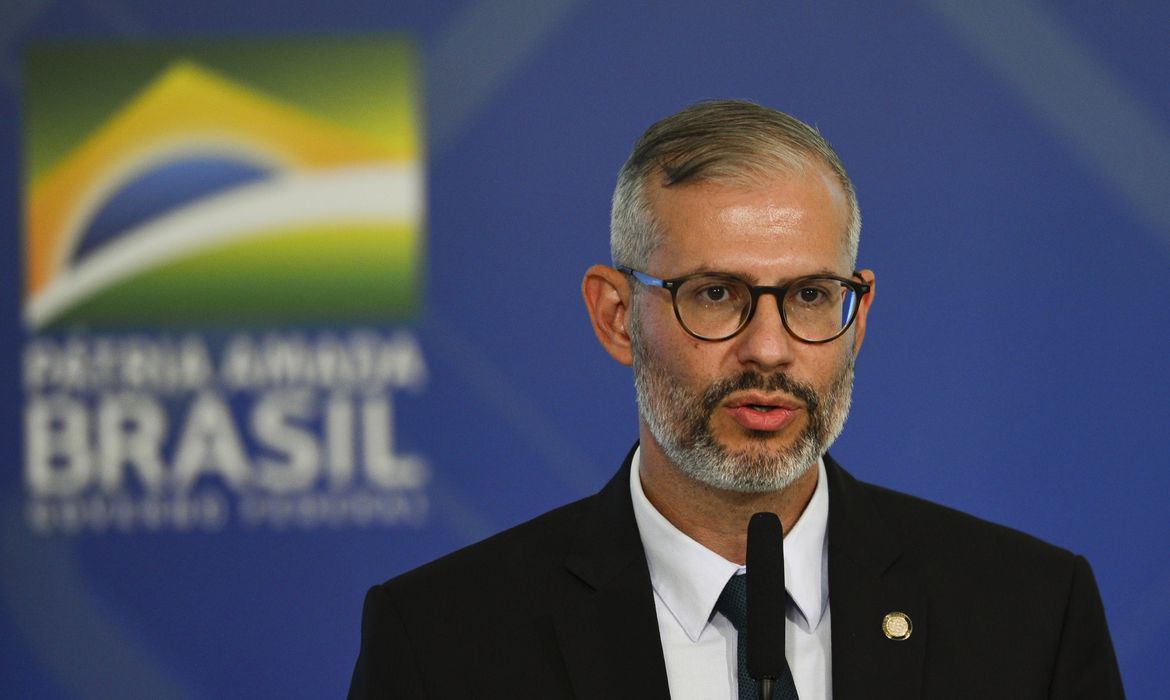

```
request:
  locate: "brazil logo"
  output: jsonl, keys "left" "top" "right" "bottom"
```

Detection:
{"left": 21, "top": 38, "right": 430, "bottom": 535}
{"left": 23, "top": 38, "right": 424, "bottom": 330}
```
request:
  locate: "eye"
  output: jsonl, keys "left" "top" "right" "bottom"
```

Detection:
{"left": 689, "top": 279, "right": 744, "bottom": 307}
{"left": 798, "top": 287, "right": 826, "bottom": 303}
{"left": 700, "top": 285, "right": 731, "bottom": 302}
{"left": 791, "top": 282, "right": 834, "bottom": 306}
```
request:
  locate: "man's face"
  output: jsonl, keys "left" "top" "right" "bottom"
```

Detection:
{"left": 630, "top": 164, "right": 871, "bottom": 493}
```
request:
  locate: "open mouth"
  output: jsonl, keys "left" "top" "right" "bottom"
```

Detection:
{"left": 725, "top": 396, "right": 800, "bottom": 432}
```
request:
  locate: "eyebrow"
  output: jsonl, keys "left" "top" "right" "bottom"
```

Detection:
{"left": 677, "top": 267, "right": 846, "bottom": 284}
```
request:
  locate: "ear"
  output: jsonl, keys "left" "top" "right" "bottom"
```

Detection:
{"left": 582, "top": 264, "right": 634, "bottom": 366}
{"left": 851, "top": 269, "right": 876, "bottom": 355}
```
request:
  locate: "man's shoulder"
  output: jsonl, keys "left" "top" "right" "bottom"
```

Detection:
{"left": 839, "top": 464, "right": 1081, "bottom": 578}
{"left": 378, "top": 488, "right": 602, "bottom": 599}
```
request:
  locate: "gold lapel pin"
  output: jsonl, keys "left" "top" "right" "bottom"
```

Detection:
{"left": 882, "top": 611, "right": 912, "bottom": 641}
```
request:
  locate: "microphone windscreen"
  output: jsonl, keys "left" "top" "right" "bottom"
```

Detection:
{"left": 746, "top": 512, "right": 786, "bottom": 680}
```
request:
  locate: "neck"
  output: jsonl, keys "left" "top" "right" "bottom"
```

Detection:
{"left": 637, "top": 434, "right": 819, "bottom": 565}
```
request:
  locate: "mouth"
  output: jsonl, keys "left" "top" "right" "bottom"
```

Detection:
{"left": 723, "top": 393, "right": 803, "bottom": 432}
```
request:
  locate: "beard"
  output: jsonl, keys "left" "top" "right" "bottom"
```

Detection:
{"left": 631, "top": 324, "right": 855, "bottom": 493}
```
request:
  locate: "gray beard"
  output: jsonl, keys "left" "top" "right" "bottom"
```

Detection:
{"left": 632, "top": 334, "right": 855, "bottom": 493}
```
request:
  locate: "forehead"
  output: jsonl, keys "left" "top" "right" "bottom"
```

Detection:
{"left": 646, "top": 165, "right": 852, "bottom": 278}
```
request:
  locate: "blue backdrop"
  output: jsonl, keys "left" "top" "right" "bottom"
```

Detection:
{"left": 1, "top": 1, "right": 1167, "bottom": 698}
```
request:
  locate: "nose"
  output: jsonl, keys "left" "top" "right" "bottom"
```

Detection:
{"left": 733, "top": 292, "right": 796, "bottom": 370}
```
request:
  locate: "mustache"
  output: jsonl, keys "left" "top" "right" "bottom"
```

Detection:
{"left": 700, "top": 370, "right": 820, "bottom": 413}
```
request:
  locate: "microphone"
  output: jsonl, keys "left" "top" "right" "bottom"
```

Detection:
{"left": 746, "top": 512, "right": 786, "bottom": 700}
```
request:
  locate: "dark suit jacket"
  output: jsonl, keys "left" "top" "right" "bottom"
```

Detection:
{"left": 348, "top": 448, "right": 1124, "bottom": 699}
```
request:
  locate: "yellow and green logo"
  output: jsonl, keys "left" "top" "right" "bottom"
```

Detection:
{"left": 23, "top": 38, "right": 424, "bottom": 329}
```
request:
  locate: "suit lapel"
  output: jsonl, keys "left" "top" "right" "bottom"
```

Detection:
{"left": 826, "top": 455, "right": 926, "bottom": 700}
{"left": 553, "top": 447, "right": 671, "bottom": 700}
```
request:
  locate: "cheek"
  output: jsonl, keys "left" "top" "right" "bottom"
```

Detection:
{"left": 634, "top": 299, "right": 736, "bottom": 384}
{"left": 793, "top": 344, "right": 850, "bottom": 387}
{"left": 649, "top": 338, "right": 723, "bottom": 388}
{"left": 635, "top": 299, "right": 687, "bottom": 355}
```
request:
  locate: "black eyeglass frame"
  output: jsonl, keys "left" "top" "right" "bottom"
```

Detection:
{"left": 617, "top": 265, "right": 872, "bottom": 344}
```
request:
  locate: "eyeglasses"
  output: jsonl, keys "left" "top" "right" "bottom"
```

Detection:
{"left": 618, "top": 266, "right": 870, "bottom": 343}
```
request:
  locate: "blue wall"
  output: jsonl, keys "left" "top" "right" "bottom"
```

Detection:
{"left": 1, "top": 1, "right": 1167, "bottom": 697}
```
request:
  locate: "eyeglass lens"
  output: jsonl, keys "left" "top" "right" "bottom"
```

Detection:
{"left": 675, "top": 276, "right": 859, "bottom": 341}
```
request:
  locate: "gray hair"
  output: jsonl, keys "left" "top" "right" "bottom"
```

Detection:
{"left": 610, "top": 99, "right": 861, "bottom": 269}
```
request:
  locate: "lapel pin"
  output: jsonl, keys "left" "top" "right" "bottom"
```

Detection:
{"left": 882, "top": 611, "right": 912, "bottom": 641}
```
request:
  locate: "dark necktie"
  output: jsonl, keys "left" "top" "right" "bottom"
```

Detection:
{"left": 715, "top": 573, "right": 799, "bottom": 700}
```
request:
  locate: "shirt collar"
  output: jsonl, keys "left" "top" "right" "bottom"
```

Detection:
{"left": 783, "top": 454, "right": 830, "bottom": 630}
{"left": 630, "top": 447, "right": 830, "bottom": 641}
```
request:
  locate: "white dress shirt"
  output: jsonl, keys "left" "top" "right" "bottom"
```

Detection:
{"left": 630, "top": 448, "right": 832, "bottom": 699}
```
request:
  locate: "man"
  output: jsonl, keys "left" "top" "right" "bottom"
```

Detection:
{"left": 348, "top": 100, "right": 1124, "bottom": 699}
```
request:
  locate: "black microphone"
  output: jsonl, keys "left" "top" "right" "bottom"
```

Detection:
{"left": 746, "top": 512, "right": 786, "bottom": 700}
